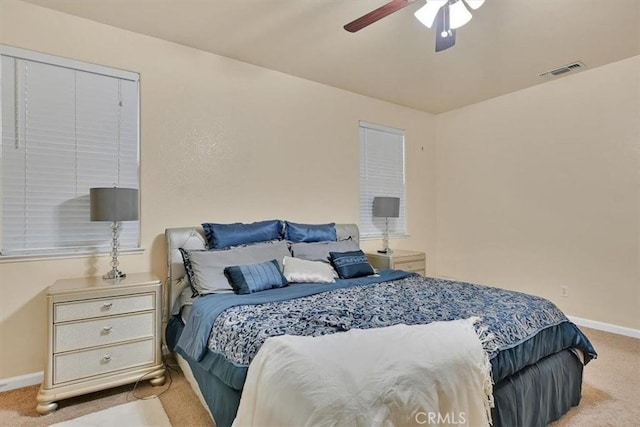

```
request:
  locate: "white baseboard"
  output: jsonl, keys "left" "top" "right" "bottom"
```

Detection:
{"left": 568, "top": 316, "right": 640, "bottom": 339}
{"left": 0, "top": 371, "right": 43, "bottom": 392}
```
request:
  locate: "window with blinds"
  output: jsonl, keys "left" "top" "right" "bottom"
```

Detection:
{"left": 359, "top": 121, "right": 407, "bottom": 238}
{"left": 0, "top": 46, "right": 140, "bottom": 257}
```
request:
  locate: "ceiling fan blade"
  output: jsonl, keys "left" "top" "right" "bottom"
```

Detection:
{"left": 434, "top": 7, "right": 456, "bottom": 52}
{"left": 344, "top": 0, "right": 411, "bottom": 33}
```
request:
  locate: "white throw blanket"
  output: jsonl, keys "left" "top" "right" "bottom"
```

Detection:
{"left": 233, "top": 317, "right": 494, "bottom": 427}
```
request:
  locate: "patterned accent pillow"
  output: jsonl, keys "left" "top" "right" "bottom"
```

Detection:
{"left": 224, "top": 259, "right": 289, "bottom": 294}
{"left": 178, "top": 248, "right": 198, "bottom": 297}
{"left": 285, "top": 221, "right": 337, "bottom": 243}
{"left": 329, "top": 250, "right": 375, "bottom": 279}
{"left": 202, "top": 220, "right": 283, "bottom": 249}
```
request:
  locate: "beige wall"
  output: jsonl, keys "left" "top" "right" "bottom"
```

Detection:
{"left": 1, "top": 0, "right": 638, "bottom": 381}
{"left": 435, "top": 55, "right": 640, "bottom": 329}
{"left": 0, "top": 0, "right": 437, "bottom": 378}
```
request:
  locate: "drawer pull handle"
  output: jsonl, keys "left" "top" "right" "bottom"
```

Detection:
{"left": 102, "top": 326, "right": 113, "bottom": 333}
{"left": 102, "top": 355, "right": 112, "bottom": 362}
{"left": 102, "top": 303, "right": 113, "bottom": 310}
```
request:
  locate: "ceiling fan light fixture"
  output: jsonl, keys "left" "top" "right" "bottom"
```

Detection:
{"left": 463, "top": 0, "right": 485, "bottom": 10}
{"left": 344, "top": 0, "right": 487, "bottom": 52}
{"left": 414, "top": 0, "right": 447, "bottom": 29}
{"left": 448, "top": 0, "right": 473, "bottom": 29}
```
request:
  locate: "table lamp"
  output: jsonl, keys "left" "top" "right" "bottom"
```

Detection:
{"left": 90, "top": 187, "right": 138, "bottom": 279}
{"left": 373, "top": 196, "right": 400, "bottom": 254}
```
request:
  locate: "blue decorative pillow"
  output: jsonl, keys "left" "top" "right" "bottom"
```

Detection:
{"left": 202, "top": 220, "right": 283, "bottom": 249}
{"left": 285, "top": 221, "right": 337, "bottom": 243}
{"left": 329, "top": 250, "right": 375, "bottom": 279}
{"left": 224, "top": 259, "right": 289, "bottom": 294}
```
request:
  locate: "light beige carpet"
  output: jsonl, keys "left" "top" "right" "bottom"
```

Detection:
{"left": 0, "top": 362, "right": 213, "bottom": 427}
{"left": 48, "top": 399, "right": 171, "bottom": 427}
{"left": 0, "top": 327, "right": 638, "bottom": 427}
{"left": 549, "top": 327, "right": 640, "bottom": 427}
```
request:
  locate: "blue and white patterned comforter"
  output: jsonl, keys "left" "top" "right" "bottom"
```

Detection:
{"left": 178, "top": 271, "right": 596, "bottom": 388}
{"left": 208, "top": 276, "right": 595, "bottom": 382}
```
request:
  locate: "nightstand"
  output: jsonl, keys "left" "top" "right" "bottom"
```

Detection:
{"left": 36, "top": 273, "right": 166, "bottom": 415}
{"left": 366, "top": 249, "right": 426, "bottom": 276}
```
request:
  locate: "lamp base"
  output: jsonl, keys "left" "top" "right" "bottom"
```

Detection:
{"left": 103, "top": 269, "right": 126, "bottom": 280}
{"left": 379, "top": 217, "right": 393, "bottom": 255}
{"left": 104, "top": 220, "right": 126, "bottom": 281}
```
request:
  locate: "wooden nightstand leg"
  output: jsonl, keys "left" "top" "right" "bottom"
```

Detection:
{"left": 148, "top": 367, "right": 166, "bottom": 387}
{"left": 36, "top": 389, "right": 58, "bottom": 415}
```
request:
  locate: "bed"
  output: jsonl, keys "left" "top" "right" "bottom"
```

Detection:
{"left": 163, "top": 223, "right": 596, "bottom": 427}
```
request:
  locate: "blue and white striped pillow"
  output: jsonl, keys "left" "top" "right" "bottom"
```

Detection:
{"left": 224, "top": 259, "right": 288, "bottom": 294}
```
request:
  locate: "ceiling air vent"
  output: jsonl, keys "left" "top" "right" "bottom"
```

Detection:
{"left": 539, "top": 61, "right": 586, "bottom": 79}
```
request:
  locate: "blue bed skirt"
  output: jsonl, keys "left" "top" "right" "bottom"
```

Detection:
{"left": 167, "top": 316, "right": 584, "bottom": 427}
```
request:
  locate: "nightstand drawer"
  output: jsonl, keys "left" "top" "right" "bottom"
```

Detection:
{"left": 54, "top": 312, "right": 155, "bottom": 353}
{"left": 394, "top": 259, "right": 425, "bottom": 272}
{"left": 54, "top": 339, "right": 155, "bottom": 384}
{"left": 54, "top": 293, "right": 155, "bottom": 323}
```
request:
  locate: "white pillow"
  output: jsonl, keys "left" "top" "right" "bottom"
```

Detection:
{"left": 283, "top": 256, "right": 337, "bottom": 284}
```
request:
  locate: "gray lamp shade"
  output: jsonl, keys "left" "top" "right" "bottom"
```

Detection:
{"left": 373, "top": 197, "right": 400, "bottom": 218}
{"left": 90, "top": 188, "right": 139, "bottom": 222}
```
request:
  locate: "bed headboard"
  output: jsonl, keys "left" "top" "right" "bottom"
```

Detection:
{"left": 163, "top": 223, "right": 359, "bottom": 321}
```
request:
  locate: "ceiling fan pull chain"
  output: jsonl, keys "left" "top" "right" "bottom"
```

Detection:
{"left": 441, "top": 5, "right": 449, "bottom": 38}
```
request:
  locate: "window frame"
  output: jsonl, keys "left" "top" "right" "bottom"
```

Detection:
{"left": 0, "top": 45, "right": 142, "bottom": 261}
{"left": 358, "top": 120, "right": 408, "bottom": 240}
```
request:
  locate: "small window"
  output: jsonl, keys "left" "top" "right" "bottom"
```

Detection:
{"left": 359, "top": 121, "right": 407, "bottom": 239}
{"left": 0, "top": 46, "right": 140, "bottom": 257}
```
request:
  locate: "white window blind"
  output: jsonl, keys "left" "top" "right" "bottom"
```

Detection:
{"left": 359, "top": 121, "right": 407, "bottom": 238}
{"left": 1, "top": 48, "right": 140, "bottom": 256}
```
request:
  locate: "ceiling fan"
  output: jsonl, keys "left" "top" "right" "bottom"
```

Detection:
{"left": 344, "top": 0, "right": 486, "bottom": 52}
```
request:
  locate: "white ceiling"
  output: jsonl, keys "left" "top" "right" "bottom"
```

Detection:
{"left": 22, "top": 0, "right": 640, "bottom": 114}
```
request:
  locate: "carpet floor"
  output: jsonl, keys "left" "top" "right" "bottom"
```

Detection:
{"left": 0, "top": 327, "right": 638, "bottom": 427}
{"left": 48, "top": 399, "right": 171, "bottom": 427}
{"left": 0, "top": 360, "right": 213, "bottom": 427}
